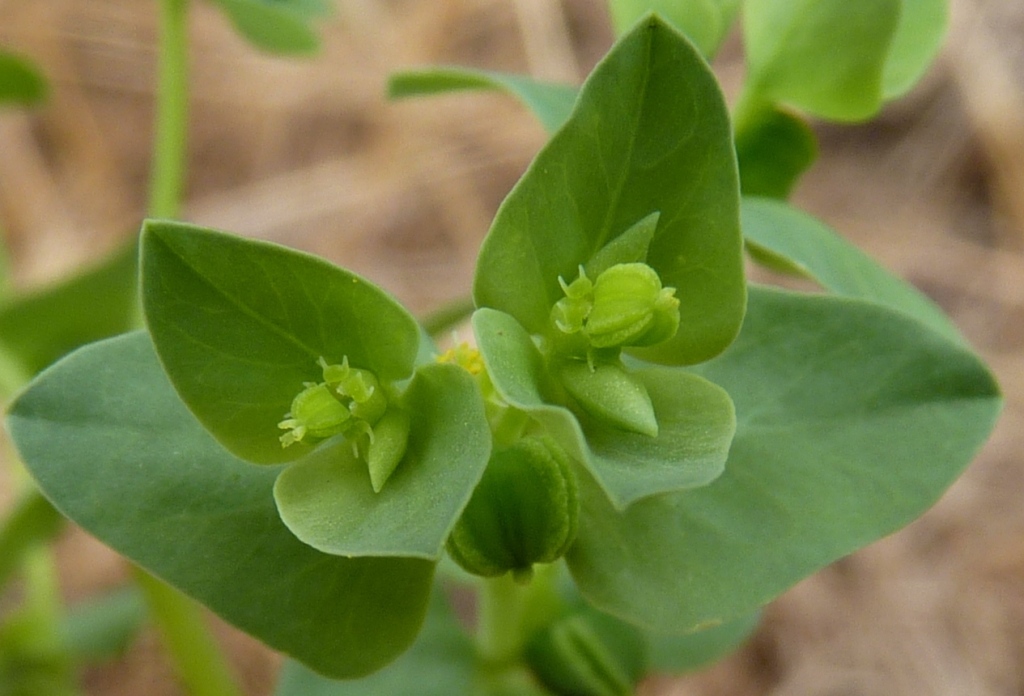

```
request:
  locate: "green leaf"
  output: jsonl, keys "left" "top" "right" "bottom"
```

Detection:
{"left": 274, "top": 363, "right": 491, "bottom": 559}
{"left": 211, "top": 0, "right": 321, "bottom": 55}
{"left": 741, "top": 197, "right": 963, "bottom": 344}
{"left": 742, "top": 0, "right": 900, "bottom": 121}
{"left": 474, "top": 308, "right": 735, "bottom": 509}
{"left": 6, "top": 333, "right": 435, "bottom": 678}
{"left": 883, "top": 0, "right": 948, "bottom": 99}
{"left": 140, "top": 220, "right": 421, "bottom": 465}
{"left": 646, "top": 611, "right": 759, "bottom": 673}
{"left": 735, "top": 107, "right": 817, "bottom": 198}
{"left": 474, "top": 16, "right": 744, "bottom": 366}
{"left": 61, "top": 587, "right": 147, "bottom": 663}
{"left": 0, "top": 50, "right": 47, "bottom": 106}
{"left": 607, "top": 1, "right": 741, "bottom": 57}
{"left": 0, "top": 240, "right": 137, "bottom": 379}
{"left": 388, "top": 68, "right": 578, "bottom": 135}
{"left": 0, "top": 490, "right": 64, "bottom": 592}
{"left": 274, "top": 588, "right": 475, "bottom": 696}
{"left": 566, "top": 287, "right": 1001, "bottom": 632}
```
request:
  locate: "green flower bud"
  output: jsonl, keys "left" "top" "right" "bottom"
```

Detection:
{"left": 525, "top": 608, "right": 647, "bottom": 696}
{"left": 446, "top": 437, "right": 578, "bottom": 582}
{"left": 586, "top": 263, "right": 679, "bottom": 349}
{"left": 556, "top": 360, "right": 657, "bottom": 437}
{"left": 278, "top": 383, "right": 352, "bottom": 447}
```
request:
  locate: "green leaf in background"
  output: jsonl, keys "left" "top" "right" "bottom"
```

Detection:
{"left": 566, "top": 287, "right": 1001, "bottom": 632}
{"left": 0, "top": 240, "right": 137, "bottom": 383}
{"left": 60, "top": 587, "right": 147, "bottom": 664}
{"left": 883, "top": 0, "right": 948, "bottom": 99}
{"left": 735, "top": 107, "right": 817, "bottom": 198}
{"left": 274, "top": 363, "right": 491, "bottom": 559}
{"left": 211, "top": 0, "right": 322, "bottom": 54}
{"left": 6, "top": 333, "right": 435, "bottom": 678}
{"left": 140, "top": 220, "right": 421, "bottom": 465}
{"left": 474, "top": 16, "right": 744, "bottom": 366}
{"left": 607, "top": 0, "right": 741, "bottom": 58}
{"left": 742, "top": 0, "right": 900, "bottom": 121}
{"left": 0, "top": 490, "right": 64, "bottom": 592}
{"left": 0, "top": 50, "right": 48, "bottom": 106}
{"left": 741, "top": 197, "right": 962, "bottom": 343}
{"left": 388, "top": 68, "right": 578, "bottom": 135}
{"left": 274, "top": 588, "right": 475, "bottom": 696}
{"left": 647, "top": 611, "right": 759, "bottom": 673}
{"left": 474, "top": 308, "right": 735, "bottom": 509}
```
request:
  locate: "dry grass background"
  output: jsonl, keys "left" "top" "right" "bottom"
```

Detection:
{"left": 0, "top": 0, "right": 1023, "bottom": 694}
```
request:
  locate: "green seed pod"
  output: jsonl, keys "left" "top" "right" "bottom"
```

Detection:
{"left": 278, "top": 383, "right": 352, "bottom": 447}
{"left": 555, "top": 360, "right": 657, "bottom": 437}
{"left": 586, "top": 263, "right": 679, "bottom": 349}
{"left": 446, "top": 437, "right": 578, "bottom": 581}
{"left": 366, "top": 408, "right": 411, "bottom": 493}
{"left": 525, "top": 608, "right": 648, "bottom": 696}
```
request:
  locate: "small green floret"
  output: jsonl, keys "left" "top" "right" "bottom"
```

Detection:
{"left": 278, "top": 357, "right": 410, "bottom": 492}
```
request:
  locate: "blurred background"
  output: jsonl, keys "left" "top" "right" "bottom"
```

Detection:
{"left": 0, "top": 0, "right": 1022, "bottom": 693}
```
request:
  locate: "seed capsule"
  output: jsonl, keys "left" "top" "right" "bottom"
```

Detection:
{"left": 446, "top": 437, "right": 578, "bottom": 581}
{"left": 525, "top": 608, "right": 647, "bottom": 696}
{"left": 586, "top": 263, "right": 679, "bottom": 348}
{"left": 278, "top": 383, "right": 352, "bottom": 447}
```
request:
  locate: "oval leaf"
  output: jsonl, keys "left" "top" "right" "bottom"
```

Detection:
{"left": 5, "top": 333, "right": 435, "bottom": 678}
{"left": 211, "top": 0, "right": 321, "bottom": 54}
{"left": 743, "top": 0, "right": 900, "bottom": 121}
{"left": 566, "top": 287, "right": 1001, "bottom": 632}
{"left": 735, "top": 107, "right": 817, "bottom": 198}
{"left": 274, "top": 363, "right": 491, "bottom": 559}
{"left": 883, "top": 0, "right": 948, "bottom": 99}
{"left": 473, "top": 15, "right": 744, "bottom": 366}
{"left": 140, "top": 220, "right": 421, "bottom": 464}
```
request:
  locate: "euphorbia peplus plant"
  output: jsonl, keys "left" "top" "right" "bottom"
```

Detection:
{"left": 3, "top": 8, "right": 1002, "bottom": 696}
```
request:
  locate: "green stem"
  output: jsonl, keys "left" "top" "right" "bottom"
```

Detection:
{"left": 421, "top": 295, "right": 476, "bottom": 338}
{"left": 148, "top": 0, "right": 190, "bottom": 219}
{"left": 476, "top": 564, "right": 563, "bottom": 668}
{"left": 132, "top": 569, "right": 242, "bottom": 696}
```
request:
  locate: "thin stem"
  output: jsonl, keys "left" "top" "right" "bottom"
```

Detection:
{"left": 132, "top": 569, "right": 243, "bottom": 696}
{"left": 475, "top": 564, "right": 563, "bottom": 668}
{"left": 148, "top": 0, "right": 190, "bottom": 219}
{"left": 421, "top": 295, "right": 476, "bottom": 338}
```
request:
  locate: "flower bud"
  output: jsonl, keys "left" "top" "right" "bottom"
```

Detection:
{"left": 556, "top": 360, "right": 657, "bottom": 437}
{"left": 586, "top": 263, "right": 679, "bottom": 349}
{"left": 278, "top": 383, "right": 352, "bottom": 447}
{"left": 446, "top": 437, "right": 578, "bottom": 581}
{"left": 525, "top": 608, "right": 647, "bottom": 696}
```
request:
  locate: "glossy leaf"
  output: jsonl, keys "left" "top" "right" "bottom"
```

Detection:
{"left": 735, "top": 107, "right": 817, "bottom": 198}
{"left": 274, "top": 363, "right": 491, "bottom": 559}
{"left": 741, "top": 197, "right": 962, "bottom": 344}
{"left": 474, "top": 16, "right": 744, "bottom": 366}
{"left": 211, "top": 0, "right": 321, "bottom": 54}
{"left": 274, "top": 588, "right": 475, "bottom": 696}
{"left": 141, "top": 220, "right": 421, "bottom": 464}
{"left": 388, "top": 68, "right": 577, "bottom": 135}
{"left": 6, "top": 333, "right": 435, "bottom": 678}
{"left": 566, "top": 287, "right": 1001, "bottom": 632}
{"left": 742, "top": 0, "right": 900, "bottom": 121}
{"left": 0, "top": 50, "right": 47, "bottom": 106}
{"left": 0, "top": 240, "right": 137, "bottom": 378}
{"left": 883, "top": 0, "right": 948, "bottom": 99}
{"left": 474, "top": 308, "right": 734, "bottom": 509}
{"left": 607, "top": 1, "right": 741, "bottom": 57}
